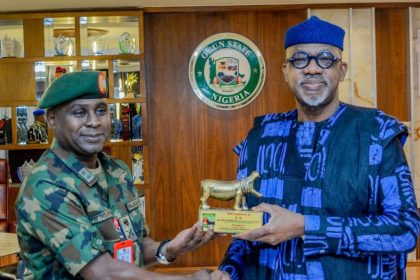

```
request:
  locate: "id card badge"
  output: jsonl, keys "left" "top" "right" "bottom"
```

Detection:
{"left": 113, "top": 240, "right": 134, "bottom": 264}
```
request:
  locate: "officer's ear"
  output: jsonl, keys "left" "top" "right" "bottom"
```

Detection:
{"left": 46, "top": 109, "right": 56, "bottom": 128}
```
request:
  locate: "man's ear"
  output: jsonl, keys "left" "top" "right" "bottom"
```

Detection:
{"left": 46, "top": 110, "right": 56, "bottom": 128}
{"left": 339, "top": 61, "right": 348, "bottom": 81}
{"left": 282, "top": 63, "right": 289, "bottom": 82}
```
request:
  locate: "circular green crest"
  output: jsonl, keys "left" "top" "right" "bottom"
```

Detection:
{"left": 189, "top": 33, "right": 265, "bottom": 110}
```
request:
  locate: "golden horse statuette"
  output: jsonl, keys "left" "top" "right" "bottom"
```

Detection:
{"left": 199, "top": 171, "right": 263, "bottom": 234}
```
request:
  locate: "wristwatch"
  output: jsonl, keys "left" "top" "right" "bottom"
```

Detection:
{"left": 155, "top": 239, "right": 176, "bottom": 265}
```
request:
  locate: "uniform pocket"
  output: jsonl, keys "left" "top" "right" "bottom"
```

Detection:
{"left": 89, "top": 210, "right": 121, "bottom": 252}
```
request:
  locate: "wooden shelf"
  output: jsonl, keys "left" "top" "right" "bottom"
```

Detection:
{"left": 0, "top": 98, "right": 146, "bottom": 107}
{"left": 0, "top": 143, "right": 49, "bottom": 150}
{"left": 9, "top": 183, "right": 21, "bottom": 188}
{"left": 0, "top": 53, "right": 144, "bottom": 63}
{"left": 10, "top": 182, "right": 150, "bottom": 190}
{"left": 0, "top": 100, "right": 40, "bottom": 107}
{"left": 0, "top": 140, "right": 146, "bottom": 150}
{"left": 135, "top": 183, "right": 149, "bottom": 189}
{"left": 105, "top": 139, "right": 146, "bottom": 147}
{"left": 107, "top": 97, "right": 146, "bottom": 104}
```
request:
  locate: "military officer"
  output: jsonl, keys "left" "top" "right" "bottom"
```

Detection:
{"left": 15, "top": 71, "right": 230, "bottom": 280}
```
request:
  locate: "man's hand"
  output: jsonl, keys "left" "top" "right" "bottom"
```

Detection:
{"left": 233, "top": 203, "right": 304, "bottom": 246}
{"left": 191, "top": 269, "right": 231, "bottom": 280}
{"left": 164, "top": 221, "right": 215, "bottom": 259}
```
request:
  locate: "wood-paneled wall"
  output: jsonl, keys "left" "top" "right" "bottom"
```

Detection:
{"left": 376, "top": 8, "right": 409, "bottom": 121}
{"left": 145, "top": 9, "right": 304, "bottom": 267}
{"left": 144, "top": 5, "right": 414, "bottom": 269}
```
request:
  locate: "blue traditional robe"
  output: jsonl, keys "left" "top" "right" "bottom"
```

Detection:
{"left": 219, "top": 103, "right": 420, "bottom": 280}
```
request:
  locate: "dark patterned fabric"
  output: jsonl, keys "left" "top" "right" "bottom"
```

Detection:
{"left": 219, "top": 103, "right": 420, "bottom": 280}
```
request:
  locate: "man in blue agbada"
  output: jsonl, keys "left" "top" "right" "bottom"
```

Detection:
{"left": 219, "top": 16, "right": 420, "bottom": 280}
{"left": 15, "top": 71, "right": 230, "bottom": 280}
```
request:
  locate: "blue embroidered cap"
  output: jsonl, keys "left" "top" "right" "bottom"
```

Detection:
{"left": 284, "top": 16, "right": 345, "bottom": 50}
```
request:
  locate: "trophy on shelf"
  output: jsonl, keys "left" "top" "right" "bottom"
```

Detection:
{"left": 132, "top": 146, "right": 144, "bottom": 184}
{"left": 131, "top": 103, "right": 142, "bottom": 140}
{"left": 17, "top": 159, "right": 35, "bottom": 182}
{"left": 121, "top": 105, "right": 131, "bottom": 141}
{"left": 110, "top": 105, "right": 122, "bottom": 141}
{"left": 124, "top": 72, "right": 138, "bottom": 98}
{"left": 54, "top": 34, "right": 74, "bottom": 56}
{"left": 199, "top": 171, "right": 263, "bottom": 234}
{"left": 2, "top": 35, "right": 15, "bottom": 57}
{"left": 91, "top": 35, "right": 107, "bottom": 55}
{"left": 16, "top": 107, "right": 29, "bottom": 145}
{"left": 118, "top": 32, "right": 136, "bottom": 54}
{"left": 27, "top": 109, "right": 48, "bottom": 144}
{"left": 55, "top": 66, "right": 67, "bottom": 78}
{"left": 13, "top": 38, "right": 22, "bottom": 57}
{"left": 0, "top": 116, "right": 12, "bottom": 145}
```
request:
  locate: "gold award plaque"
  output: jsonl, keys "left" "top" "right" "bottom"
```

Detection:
{"left": 199, "top": 171, "right": 263, "bottom": 234}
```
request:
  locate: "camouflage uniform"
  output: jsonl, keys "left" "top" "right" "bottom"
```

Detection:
{"left": 16, "top": 139, "right": 148, "bottom": 279}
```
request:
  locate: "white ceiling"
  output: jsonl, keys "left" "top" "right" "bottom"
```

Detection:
{"left": 0, "top": 0, "right": 416, "bottom": 13}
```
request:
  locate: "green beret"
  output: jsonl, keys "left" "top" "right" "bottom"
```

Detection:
{"left": 39, "top": 71, "right": 108, "bottom": 109}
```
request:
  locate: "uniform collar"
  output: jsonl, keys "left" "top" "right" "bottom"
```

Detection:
{"left": 49, "top": 139, "right": 99, "bottom": 187}
{"left": 49, "top": 139, "right": 127, "bottom": 188}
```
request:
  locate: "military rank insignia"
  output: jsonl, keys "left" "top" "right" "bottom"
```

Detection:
{"left": 118, "top": 215, "right": 138, "bottom": 241}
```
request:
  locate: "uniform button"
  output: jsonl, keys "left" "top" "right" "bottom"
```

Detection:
{"left": 320, "top": 249, "right": 326, "bottom": 254}
{"left": 96, "top": 239, "right": 103, "bottom": 246}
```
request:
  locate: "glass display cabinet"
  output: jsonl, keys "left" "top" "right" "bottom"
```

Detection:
{"left": 0, "top": 19, "right": 24, "bottom": 58}
{"left": 0, "top": 10, "right": 150, "bottom": 229}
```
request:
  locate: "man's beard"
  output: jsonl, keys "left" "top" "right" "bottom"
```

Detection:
{"left": 297, "top": 90, "right": 328, "bottom": 107}
{"left": 295, "top": 75, "right": 334, "bottom": 110}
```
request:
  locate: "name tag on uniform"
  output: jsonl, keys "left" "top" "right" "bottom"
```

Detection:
{"left": 114, "top": 240, "right": 134, "bottom": 264}
{"left": 90, "top": 210, "right": 112, "bottom": 224}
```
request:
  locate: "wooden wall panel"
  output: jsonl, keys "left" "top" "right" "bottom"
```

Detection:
{"left": 110, "top": 145, "right": 132, "bottom": 169}
{"left": 376, "top": 8, "right": 409, "bottom": 121}
{"left": 7, "top": 186, "right": 19, "bottom": 230}
{"left": 23, "top": 19, "right": 45, "bottom": 57}
{"left": 0, "top": 62, "right": 35, "bottom": 103}
{"left": 145, "top": 10, "right": 305, "bottom": 268}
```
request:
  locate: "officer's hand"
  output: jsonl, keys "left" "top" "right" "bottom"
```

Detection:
{"left": 164, "top": 221, "right": 215, "bottom": 259}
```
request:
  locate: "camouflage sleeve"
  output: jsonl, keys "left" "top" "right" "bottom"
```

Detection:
{"left": 17, "top": 180, "right": 104, "bottom": 276}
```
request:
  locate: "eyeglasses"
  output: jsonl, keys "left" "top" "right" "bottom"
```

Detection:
{"left": 286, "top": 51, "right": 342, "bottom": 69}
